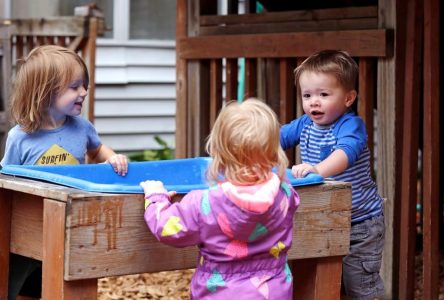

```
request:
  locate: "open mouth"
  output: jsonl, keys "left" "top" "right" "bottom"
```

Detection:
{"left": 311, "top": 110, "right": 323, "bottom": 116}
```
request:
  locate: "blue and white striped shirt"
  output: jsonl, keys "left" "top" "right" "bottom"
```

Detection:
{"left": 280, "top": 111, "right": 383, "bottom": 223}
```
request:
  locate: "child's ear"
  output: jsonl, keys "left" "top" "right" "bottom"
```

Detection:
{"left": 345, "top": 90, "right": 357, "bottom": 108}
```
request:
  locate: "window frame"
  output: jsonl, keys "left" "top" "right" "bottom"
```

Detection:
{"left": 97, "top": 0, "right": 175, "bottom": 47}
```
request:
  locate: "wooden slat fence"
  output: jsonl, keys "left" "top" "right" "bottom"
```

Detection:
{"left": 175, "top": 1, "right": 388, "bottom": 162}
{"left": 176, "top": 3, "right": 389, "bottom": 299}
{"left": 176, "top": 0, "right": 442, "bottom": 299}
{"left": 397, "top": 0, "right": 441, "bottom": 299}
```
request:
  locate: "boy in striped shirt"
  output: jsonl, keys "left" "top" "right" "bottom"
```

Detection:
{"left": 280, "top": 50, "right": 384, "bottom": 300}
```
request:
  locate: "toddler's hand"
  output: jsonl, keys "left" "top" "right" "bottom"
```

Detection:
{"left": 106, "top": 154, "right": 128, "bottom": 176}
{"left": 140, "top": 180, "right": 177, "bottom": 198}
{"left": 291, "top": 163, "right": 317, "bottom": 178}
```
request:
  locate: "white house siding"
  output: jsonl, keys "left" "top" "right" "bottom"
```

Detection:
{"left": 94, "top": 41, "right": 176, "bottom": 154}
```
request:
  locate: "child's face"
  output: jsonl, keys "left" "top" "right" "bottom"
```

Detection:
{"left": 299, "top": 71, "right": 356, "bottom": 126}
{"left": 50, "top": 64, "right": 88, "bottom": 121}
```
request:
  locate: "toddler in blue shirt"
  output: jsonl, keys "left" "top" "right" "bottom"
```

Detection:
{"left": 280, "top": 49, "right": 384, "bottom": 299}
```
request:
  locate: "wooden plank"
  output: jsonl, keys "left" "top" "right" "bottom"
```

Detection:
{"left": 10, "top": 193, "right": 44, "bottom": 260}
{"left": 187, "top": 60, "right": 211, "bottom": 156}
{"left": 312, "top": 256, "right": 343, "bottom": 299}
{"left": 209, "top": 59, "right": 222, "bottom": 127}
{"left": 182, "top": 1, "right": 217, "bottom": 157}
{"left": 292, "top": 57, "right": 306, "bottom": 166}
{"left": 200, "top": 18, "right": 378, "bottom": 36}
{"left": 263, "top": 58, "right": 280, "bottom": 113}
{"left": 200, "top": 6, "right": 378, "bottom": 26}
{"left": 292, "top": 256, "right": 343, "bottom": 300}
{"left": 26, "top": 35, "right": 33, "bottom": 55}
{"left": 0, "top": 188, "right": 12, "bottom": 299}
{"left": 175, "top": 0, "right": 188, "bottom": 158}
{"left": 42, "top": 198, "right": 65, "bottom": 299}
{"left": 279, "top": 58, "right": 296, "bottom": 164}
{"left": 358, "top": 58, "right": 375, "bottom": 172}
{"left": 9, "top": 17, "right": 104, "bottom": 37}
{"left": 42, "top": 198, "right": 97, "bottom": 299}
{"left": 244, "top": 58, "right": 257, "bottom": 99}
{"left": 225, "top": 58, "right": 238, "bottom": 101}
{"left": 279, "top": 58, "right": 296, "bottom": 124}
{"left": 377, "top": 0, "right": 403, "bottom": 297}
{"left": 422, "top": 0, "right": 440, "bottom": 298}
{"left": 178, "top": 29, "right": 391, "bottom": 59}
{"left": 398, "top": 0, "right": 423, "bottom": 298}
{"left": 15, "top": 36, "right": 24, "bottom": 60}
{"left": 64, "top": 181, "right": 351, "bottom": 280}
{"left": 82, "top": 17, "right": 98, "bottom": 123}
{"left": 0, "top": 174, "right": 97, "bottom": 202}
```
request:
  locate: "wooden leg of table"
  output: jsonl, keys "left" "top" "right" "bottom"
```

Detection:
{"left": 42, "top": 199, "right": 97, "bottom": 300}
{"left": 0, "top": 189, "right": 12, "bottom": 300}
{"left": 291, "top": 256, "right": 343, "bottom": 300}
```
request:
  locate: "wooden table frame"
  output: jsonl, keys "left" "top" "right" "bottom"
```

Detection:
{"left": 0, "top": 175, "right": 351, "bottom": 300}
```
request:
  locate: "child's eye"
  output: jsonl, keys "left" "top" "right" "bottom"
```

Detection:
{"left": 320, "top": 92, "right": 329, "bottom": 97}
{"left": 302, "top": 93, "right": 311, "bottom": 99}
{"left": 69, "top": 82, "right": 88, "bottom": 91}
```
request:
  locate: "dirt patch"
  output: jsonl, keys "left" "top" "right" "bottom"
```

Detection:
{"left": 98, "top": 269, "right": 193, "bottom": 300}
{"left": 98, "top": 254, "right": 444, "bottom": 299}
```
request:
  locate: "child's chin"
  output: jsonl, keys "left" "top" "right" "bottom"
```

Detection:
{"left": 69, "top": 110, "right": 82, "bottom": 117}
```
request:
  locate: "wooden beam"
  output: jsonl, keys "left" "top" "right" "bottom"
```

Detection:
{"left": 0, "top": 189, "right": 12, "bottom": 299}
{"left": 209, "top": 59, "right": 222, "bottom": 128}
{"left": 422, "top": 0, "right": 440, "bottom": 298}
{"left": 244, "top": 58, "right": 257, "bottom": 99}
{"left": 8, "top": 17, "right": 104, "bottom": 37}
{"left": 398, "top": 0, "right": 423, "bottom": 298}
{"left": 200, "top": 6, "right": 378, "bottom": 26}
{"left": 178, "top": 29, "right": 391, "bottom": 59}
{"left": 279, "top": 58, "right": 296, "bottom": 164}
{"left": 225, "top": 58, "right": 238, "bottom": 101}
{"left": 377, "top": 0, "right": 406, "bottom": 297}
{"left": 200, "top": 18, "right": 378, "bottom": 36}
{"left": 83, "top": 17, "right": 98, "bottom": 123}
{"left": 358, "top": 58, "right": 375, "bottom": 172}
{"left": 175, "top": 0, "right": 188, "bottom": 158}
{"left": 292, "top": 256, "right": 343, "bottom": 300}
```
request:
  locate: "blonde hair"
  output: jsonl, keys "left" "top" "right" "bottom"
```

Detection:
{"left": 294, "top": 49, "right": 358, "bottom": 91}
{"left": 206, "top": 98, "right": 288, "bottom": 185}
{"left": 10, "top": 45, "right": 89, "bottom": 133}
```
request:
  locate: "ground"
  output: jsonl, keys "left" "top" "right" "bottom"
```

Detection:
{"left": 98, "top": 253, "right": 444, "bottom": 299}
{"left": 98, "top": 269, "right": 193, "bottom": 300}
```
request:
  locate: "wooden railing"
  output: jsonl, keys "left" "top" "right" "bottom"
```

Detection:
{"left": 175, "top": 1, "right": 391, "bottom": 163}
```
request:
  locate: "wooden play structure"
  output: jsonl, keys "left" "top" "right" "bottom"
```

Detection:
{"left": 0, "top": 15, "right": 104, "bottom": 156}
{"left": 175, "top": 0, "right": 442, "bottom": 299}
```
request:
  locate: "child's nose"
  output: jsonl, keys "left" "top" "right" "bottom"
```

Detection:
{"left": 310, "top": 97, "right": 320, "bottom": 106}
{"left": 79, "top": 86, "right": 88, "bottom": 96}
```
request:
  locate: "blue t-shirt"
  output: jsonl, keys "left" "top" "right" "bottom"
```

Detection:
{"left": 280, "top": 111, "right": 383, "bottom": 223}
{"left": 1, "top": 116, "right": 102, "bottom": 166}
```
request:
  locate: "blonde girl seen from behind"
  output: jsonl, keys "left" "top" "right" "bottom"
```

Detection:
{"left": 141, "top": 98, "right": 299, "bottom": 299}
{"left": 206, "top": 98, "right": 288, "bottom": 185}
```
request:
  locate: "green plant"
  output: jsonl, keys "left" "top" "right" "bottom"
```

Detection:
{"left": 128, "top": 136, "right": 173, "bottom": 162}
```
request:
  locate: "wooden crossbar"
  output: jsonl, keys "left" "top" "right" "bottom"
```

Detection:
{"left": 178, "top": 29, "right": 391, "bottom": 59}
